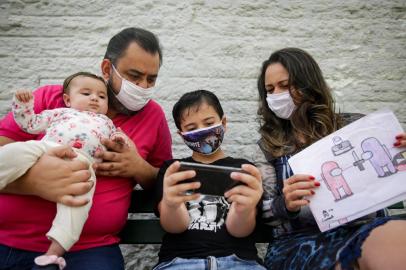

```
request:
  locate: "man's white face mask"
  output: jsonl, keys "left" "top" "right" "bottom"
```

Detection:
{"left": 266, "top": 91, "right": 296, "bottom": 119}
{"left": 112, "top": 65, "right": 155, "bottom": 111}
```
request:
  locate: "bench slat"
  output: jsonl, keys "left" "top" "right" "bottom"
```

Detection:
{"left": 120, "top": 219, "right": 165, "bottom": 244}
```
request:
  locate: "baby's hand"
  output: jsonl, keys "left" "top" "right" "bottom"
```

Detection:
{"left": 15, "top": 90, "right": 33, "bottom": 103}
{"left": 110, "top": 131, "right": 128, "bottom": 147}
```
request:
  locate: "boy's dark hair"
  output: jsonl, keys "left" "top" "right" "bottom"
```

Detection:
{"left": 172, "top": 90, "right": 224, "bottom": 130}
{"left": 63, "top": 72, "right": 106, "bottom": 94}
{"left": 104, "top": 27, "right": 162, "bottom": 66}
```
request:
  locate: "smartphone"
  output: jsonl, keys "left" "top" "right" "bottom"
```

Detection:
{"left": 178, "top": 161, "right": 246, "bottom": 196}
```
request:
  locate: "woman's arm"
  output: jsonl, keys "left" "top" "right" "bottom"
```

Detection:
{"left": 253, "top": 145, "right": 318, "bottom": 225}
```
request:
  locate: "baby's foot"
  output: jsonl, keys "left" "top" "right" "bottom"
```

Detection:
{"left": 33, "top": 255, "right": 66, "bottom": 270}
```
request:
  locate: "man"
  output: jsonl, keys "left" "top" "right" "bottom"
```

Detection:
{"left": 0, "top": 27, "right": 172, "bottom": 270}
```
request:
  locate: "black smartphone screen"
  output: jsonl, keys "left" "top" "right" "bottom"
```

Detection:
{"left": 178, "top": 161, "right": 245, "bottom": 196}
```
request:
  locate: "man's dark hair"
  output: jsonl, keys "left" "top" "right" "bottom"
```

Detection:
{"left": 104, "top": 27, "right": 162, "bottom": 66}
{"left": 63, "top": 71, "right": 106, "bottom": 94}
{"left": 172, "top": 90, "right": 224, "bottom": 130}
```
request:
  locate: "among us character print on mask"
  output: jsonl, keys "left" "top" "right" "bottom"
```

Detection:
{"left": 180, "top": 123, "right": 225, "bottom": 155}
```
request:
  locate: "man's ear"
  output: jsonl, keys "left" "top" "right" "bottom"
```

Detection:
{"left": 101, "top": 59, "right": 112, "bottom": 81}
{"left": 63, "top": 93, "right": 71, "bottom": 107}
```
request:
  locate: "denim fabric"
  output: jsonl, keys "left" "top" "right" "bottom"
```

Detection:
{"left": 0, "top": 244, "right": 124, "bottom": 270}
{"left": 264, "top": 217, "right": 399, "bottom": 270}
{"left": 154, "top": 254, "right": 265, "bottom": 270}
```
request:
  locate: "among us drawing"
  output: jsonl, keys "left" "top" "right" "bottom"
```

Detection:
{"left": 322, "top": 136, "right": 403, "bottom": 201}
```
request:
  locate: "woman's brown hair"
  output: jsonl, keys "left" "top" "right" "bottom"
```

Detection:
{"left": 257, "top": 48, "right": 341, "bottom": 157}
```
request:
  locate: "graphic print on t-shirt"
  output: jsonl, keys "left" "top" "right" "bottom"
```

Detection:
{"left": 187, "top": 195, "right": 230, "bottom": 232}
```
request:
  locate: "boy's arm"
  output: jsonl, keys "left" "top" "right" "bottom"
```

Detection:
{"left": 225, "top": 164, "right": 263, "bottom": 237}
{"left": 158, "top": 161, "right": 201, "bottom": 233}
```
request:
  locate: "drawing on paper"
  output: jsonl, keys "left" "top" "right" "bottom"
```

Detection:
{"left": 360, "top": 137, "right": 397, "bottom": 177}
{"left": 321, "top": 209, "right": 334, "bottom": 222}
{"left": 321, "top": 161, "right": 353, "bottom": 201}
{"left": 331, "top": 136, "right": 353, "bottom": 156}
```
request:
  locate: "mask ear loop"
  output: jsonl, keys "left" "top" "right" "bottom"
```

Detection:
{"left": 111, "top": 65, "right": 123, "bottom": 79}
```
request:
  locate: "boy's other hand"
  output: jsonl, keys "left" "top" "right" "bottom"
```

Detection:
{"left": 224, "top": 164, "right": 263, "bottom": 214}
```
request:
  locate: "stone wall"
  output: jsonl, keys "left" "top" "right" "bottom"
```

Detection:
{"left": 1, "top": 0, "right": 405, "bottom": 269}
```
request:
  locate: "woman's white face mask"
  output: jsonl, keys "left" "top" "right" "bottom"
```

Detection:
{"left": 266, "top": 91, "right": 296, "bottom": 119}
{"left": 112, "top": 65, "right": 155, "bottom": 111}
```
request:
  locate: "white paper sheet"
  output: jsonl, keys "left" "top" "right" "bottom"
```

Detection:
{"left": 288, "top": 109, "right": 406, "bottom": 232}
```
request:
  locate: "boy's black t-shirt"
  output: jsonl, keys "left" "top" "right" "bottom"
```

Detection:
{"left": 153, "top": 156, "right": 261, "bottom": 264}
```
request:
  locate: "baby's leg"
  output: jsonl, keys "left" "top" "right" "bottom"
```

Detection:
{"left": 46, "top": 151, "right": 96, "bottom": 252}
{"left": 0, "top": 140, "right": 48, "bottom": 189}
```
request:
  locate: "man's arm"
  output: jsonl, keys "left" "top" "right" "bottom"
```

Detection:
{"left": 0, "top": 137, "right": 93, "bottom": 206}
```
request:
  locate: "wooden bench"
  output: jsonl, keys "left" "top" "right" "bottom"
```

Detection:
{"left": 119, "top": 189, "right": 273, "bottom": 244}
{"left": 119, "top": 190, "right": 406, "bottom": 244}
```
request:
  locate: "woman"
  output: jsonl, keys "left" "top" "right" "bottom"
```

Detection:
{"left": 254, "top": 47, "right": 406, "bottom": 270}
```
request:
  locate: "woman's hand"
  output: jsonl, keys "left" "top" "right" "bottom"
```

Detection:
{"left": 394, "top": 133, "right": 406, "bottom": 148}
{"left": 283, "top": 174, "right": 320, "bottom": 212}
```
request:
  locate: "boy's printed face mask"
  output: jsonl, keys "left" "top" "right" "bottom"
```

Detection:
{"left": 180, "top": 123, "right": 225, "bottom": 155}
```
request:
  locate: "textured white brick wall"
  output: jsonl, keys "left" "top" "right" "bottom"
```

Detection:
{"left": 1, "top": 0, "right": 405, "bottom": 269}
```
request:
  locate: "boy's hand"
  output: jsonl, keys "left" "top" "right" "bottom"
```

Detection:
{"left": 15, "top": 90, "right": 33, "bottom": 103}
{"left": 224, "top": 164, "right": 263, "bottom": 214}
{"left": 162, "top": 161, "right": 201, "bottom": 209}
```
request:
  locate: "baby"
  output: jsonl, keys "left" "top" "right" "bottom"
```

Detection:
{"left": 0, "top": 71, "right": 126, "bottom": 270}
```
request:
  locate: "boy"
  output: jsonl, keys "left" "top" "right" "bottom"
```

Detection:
{"left": 153, "top": 90, "right": 266, "bottom": 269}
{"left": 0, "top": 72, "right": 125, "bottom": 270}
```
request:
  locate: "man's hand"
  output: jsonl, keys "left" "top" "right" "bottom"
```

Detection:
{"left": 94, "top": 135, "right": 158, "bottom": 188}
{"left": 4, "top": 145, "right": 92, "bottom": 206}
